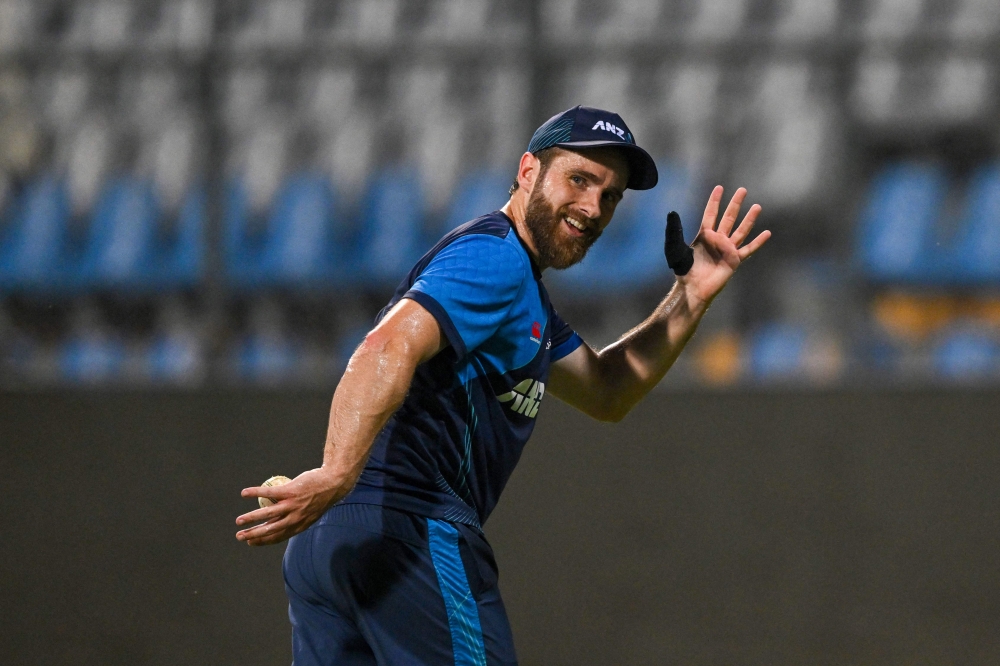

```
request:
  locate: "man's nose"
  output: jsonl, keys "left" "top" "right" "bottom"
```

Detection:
{"left": 575, "top": 189, "right": 602, "bottom": 220}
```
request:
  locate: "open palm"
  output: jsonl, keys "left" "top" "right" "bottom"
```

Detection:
{"left": 680, "top": 186, "right": 770, "bottom": 306}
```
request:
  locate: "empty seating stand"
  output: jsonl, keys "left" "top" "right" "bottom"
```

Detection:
{"left": 748, "top": 322, "right": 808, "bottom": 380}
{"left": 354, "top": 168, "right": 427, "bottom": 288}
{"left": 0, "top": 175, "right": 204, "bottom": 295}
{"left": 78, "top": 177, "right": 205, "bottom": 293}
{"left": 946, "top": 163, "right": 1000, "bottom": 285}
{"left": 442, "top": 169, "right": 511, "bottom": 234}
{"left": 933, "top": 328, "right": 1000, "bottom": 380}
{"left": 224, "top": 172, "right": 340, "bottom": 289}
{"left": 856, "top": 162, "right": 948, "bottom": 284}
{"left": 858, "top": 162, "right": 1000, "bottom": 287}
{"left": 0, "top": 176, "right": 72, "bottom": 292}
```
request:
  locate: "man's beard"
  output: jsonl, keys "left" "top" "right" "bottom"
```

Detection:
{"left": 523, "top": 189, "right": 601, "bottom": 270}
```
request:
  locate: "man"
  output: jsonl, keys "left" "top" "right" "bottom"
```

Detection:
{"left": 236, "top": 106, "right": 769, "bottom": 665}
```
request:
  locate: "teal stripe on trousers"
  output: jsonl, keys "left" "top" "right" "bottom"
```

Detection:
{"left": 427, "top": 519, "right": 488, "bottom": 666}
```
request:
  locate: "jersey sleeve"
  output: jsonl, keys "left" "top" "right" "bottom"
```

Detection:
{"left": 405, "top": 234, "right": 527, "bottom": 358}
{"left": 549, "top": 305, "right": 583, "bottom": 362}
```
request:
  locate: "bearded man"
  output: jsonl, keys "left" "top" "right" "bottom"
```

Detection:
{"left": 236, "top": 106, "right": 770, "bottom": 665}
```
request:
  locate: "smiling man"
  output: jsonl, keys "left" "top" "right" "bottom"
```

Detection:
{"left": 236, "top": 106, "right": 770, "bottom": 665}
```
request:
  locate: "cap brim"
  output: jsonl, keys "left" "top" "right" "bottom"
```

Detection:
{"left": 553, "top": 140, "right": 658, "bottom": 190}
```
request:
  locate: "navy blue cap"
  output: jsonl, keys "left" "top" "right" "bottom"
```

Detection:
{"left": 527, "top": 106, "right": 658, "bottom": 190}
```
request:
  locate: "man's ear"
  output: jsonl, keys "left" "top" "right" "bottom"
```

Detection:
{"left": 516, "top": 152, "right": 541, "bottom": 194}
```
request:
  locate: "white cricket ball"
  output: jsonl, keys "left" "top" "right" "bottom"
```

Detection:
{"left": 258, "top": 475, "right": 292, "bottom": 508}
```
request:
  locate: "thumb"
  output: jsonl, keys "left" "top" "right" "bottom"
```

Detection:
{"left": 664, "top": 211, "right": 694, "bottom": 276}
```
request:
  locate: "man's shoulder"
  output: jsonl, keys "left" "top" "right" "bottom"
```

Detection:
{"left": 446, "top": 211, "right": 515, "bottom": 242}
{"left": 429, "top": 212, "right": 527, "bottom": 273}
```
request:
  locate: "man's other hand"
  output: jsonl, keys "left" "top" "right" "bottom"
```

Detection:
{"left": 235, "top": 467, "right": 345, "bottom": 546}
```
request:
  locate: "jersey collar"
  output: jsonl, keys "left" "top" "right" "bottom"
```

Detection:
{"left": 498, "top": 211, "right": 543, "bottom": 280}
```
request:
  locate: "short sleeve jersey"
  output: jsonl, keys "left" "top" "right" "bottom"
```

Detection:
{"left": 340, "top": 212, "right": 583, "bottom": 528}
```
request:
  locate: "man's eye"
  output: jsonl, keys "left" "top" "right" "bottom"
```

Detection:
{"left": 570, "top": 175, "right": 584, "bottom": 185}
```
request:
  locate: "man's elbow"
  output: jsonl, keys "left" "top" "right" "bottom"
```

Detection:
{"left": 350, "top": 329, "right": 417, "bottom": 375}
{"left": 590, "top": 398, "right": 631, "bottom": 423}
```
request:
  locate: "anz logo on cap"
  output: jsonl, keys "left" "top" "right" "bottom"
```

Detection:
{"left": 590, "top": 119, "right": 633, "bottom": 143}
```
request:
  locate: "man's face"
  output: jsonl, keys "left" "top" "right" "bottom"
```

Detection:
{"left": 523, "top": 147, "right": 629, "bottom": 270}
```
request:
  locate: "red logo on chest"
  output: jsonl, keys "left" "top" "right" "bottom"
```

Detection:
{"left": 531, "top": 321, "right": 541, "bottom": 339}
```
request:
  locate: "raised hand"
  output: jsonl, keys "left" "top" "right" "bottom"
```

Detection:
{"left": 677, "top": 186, "right": 770, "bottom": 307}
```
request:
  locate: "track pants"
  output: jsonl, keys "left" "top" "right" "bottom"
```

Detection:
{"left": 283, "top": 503, "right": 518, "bottom": 665}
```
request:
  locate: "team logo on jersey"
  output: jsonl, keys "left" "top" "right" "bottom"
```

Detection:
{"left": 497, "top": 378, "right": 545, "bottom": 418}
{"left": 530, "top": 321, "right": 541, "bottom": 343}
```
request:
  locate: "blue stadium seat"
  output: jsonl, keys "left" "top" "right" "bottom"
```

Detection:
{"left": 356, "top": 168, "right": 426, "bottom": 286}
{"left": 0, "top": 176, "right": 73, "bottom": 292}
{"left": 76, "top": 177, "right": 207, "bottom": 293}
{"left": 146, "top": 334, "right": 205, "bottom": 384}
{"left": 550, "top": 162, "right": 697, "bottom": 294}
{"left": 748, "top": 323, "right": 808, "bottom": 380}
{"left": 932, "top": 328, "right": 1000, "bottom": 380}
{"left": 77, "top": 177, "right": 159, "bottom": 290}
{"left": 442, "top": 169, "right": 511, "bottom": 234}
{"left": 946, "top": 164, "right": 1000, "bottom": 285}
{"left": 225, "top": 172, "right": 340, "bottom": 289}
{"left": 58, "top": 336, "right": 127, "bottom": 384}
{"left": 856, "top": 162, "right": 947, "bottom": 283}
{"left": 230, "top": 337, "right": 301, "bottom": 384}
{"left": 153, "top": 186, "right": 206, "bottom": 290}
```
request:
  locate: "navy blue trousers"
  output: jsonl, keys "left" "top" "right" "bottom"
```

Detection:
{"left": 283, "top": 503, "right": 518, "bottom": 665}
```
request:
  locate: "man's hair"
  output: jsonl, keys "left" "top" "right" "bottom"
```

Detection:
{"left": 508, "top": 147, "right": 557, "bottom": 196}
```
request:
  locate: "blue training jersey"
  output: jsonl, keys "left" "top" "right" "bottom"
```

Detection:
{"left": 340, "top": 212, "right": 583, "bottom": 528}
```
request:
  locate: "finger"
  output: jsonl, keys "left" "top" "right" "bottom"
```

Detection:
{"left": 244, "top": 518, "right": 301, "bottom": 547}
{"left": 235, "top": 503, "right": 286, "bottom": 527}
{"left": 700, "top": 185, "right": 723, "bottom": 233}
{"left": 737, "top": 229, "right": 772, "bottom": 260}
{"left": 237, "top": 516, "right": 290, "bottom": 544}
{"left": 730, "top": 203, "right": 762, "bottom": 246}
{"left": 717, "top": 187, "right": 747, "bottom": 236}
{"left": 242, "top": 484, "right": 292, "bottom": 501}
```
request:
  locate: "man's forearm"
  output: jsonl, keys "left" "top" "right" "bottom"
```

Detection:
{"left": 318, "top": 332, "right": 419, "bottom": 497}
{"left": 594, "top": 280, "right": 710, "bottom": 417}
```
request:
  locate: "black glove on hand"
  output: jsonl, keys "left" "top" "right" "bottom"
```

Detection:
{"left": 664, "top": 211, "right": 694, "bottom": 276}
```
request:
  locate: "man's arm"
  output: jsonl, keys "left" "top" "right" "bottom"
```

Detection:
{"left": 235, "top": 298, "right": 444, "bottom": 546}
{"left": 548, "top": 186, "right": 770, "bottom": 422}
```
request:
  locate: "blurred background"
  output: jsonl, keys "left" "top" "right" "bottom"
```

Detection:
{"left": 4, "top": 3, "right": 1000, "bottom": 666}
{"left": 2, "top": 0, "right": 999, "bottom": 389}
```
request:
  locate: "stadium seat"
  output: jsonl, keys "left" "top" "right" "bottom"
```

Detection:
{"left": 856, "top": 162, "right": 947, "bottom": 283}
{"left": 58, "top": 335, "right": 126, "bottom": 384}
{"left": 74, "top": 177, "right": 206, "bottom": 292}
{"left": 224, "top": 172, "right": 340, "bottom": 289}
{"left": 773, "top": 0, "right": 838, "bottom": 41}
{"left": 77, "top": 177, "right": 157, "bottom": 289}
{"left": 155, "top": 186, "right": 207, "bottom": 290}
{"left": 441, "top": 169, "right": 511, "bottom": 234}
{"left": 356, "top": 168, "right": 427, "bottom": 286}
{"left": 146, "top": 333, "right": 205, "bottom": 385}
{"left": 945, "top": 163, "right": 1000, "bottom": 285}
{"left": 230, "top": 336, "right": 301, "bottom": 384}
{"left": 747, "top": 322, "right": 808, "bottom": 380}
{"left": 550, "top": 162, "right": 697, "bottom": 294}
{"left": 932, "top": 328, "right": 1000, "bottom": 380}
{"left": 0, "top": 176, "right": 73, "bottom": 292}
